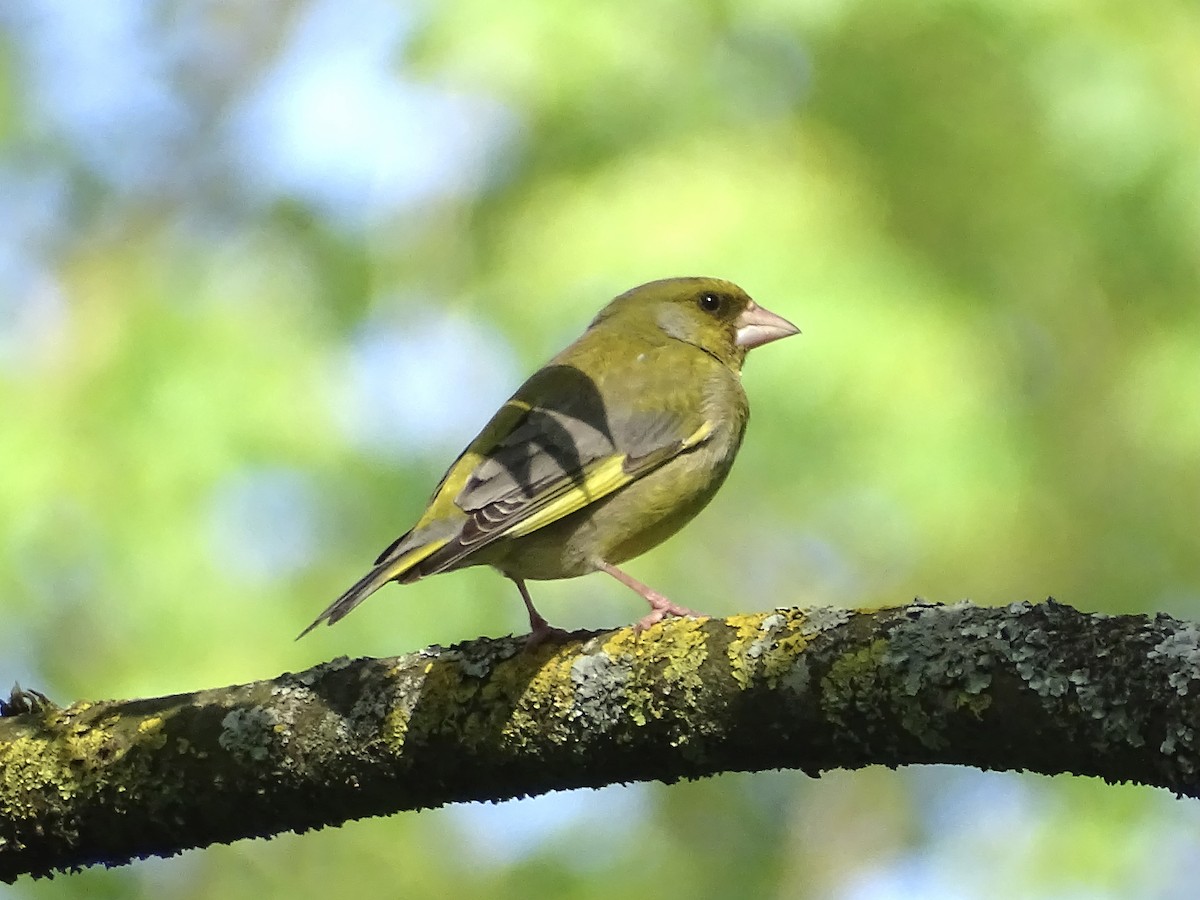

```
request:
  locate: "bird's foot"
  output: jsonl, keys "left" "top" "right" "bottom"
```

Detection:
{"left": 525, "top": 614, "right": 575, "bottom": 649}
{"left": 596, "top": 560, "right": 706, "bottom": 633}
{"left": 511, "top": 576, "right": 574, "bottom": 649}
{"left": 1, "top": 683, "right": 56, "bottom": 717}
{"left": 633, "top": 591, "right": 703, "bottom": 634}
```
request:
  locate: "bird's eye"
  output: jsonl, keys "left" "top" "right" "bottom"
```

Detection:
{"left": 697, "top": 292, "right": 723, "bottom": 313}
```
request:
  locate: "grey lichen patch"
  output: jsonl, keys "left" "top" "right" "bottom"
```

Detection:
{"left": 348, "top": 671, "right": 402, "bottom": 737}
{"left": 779, "top": 655, "right": 812, "bottom": 698}
{"left": 855, "top": 603, "right": 1035, "bottom": 749}
{"left": 569, "top": 648, "right": 633, "bottom": 733}
{"left": 218, "top": 707, "right": 281, "bottom": 763}
{"left": 268, "top": 682, "right": 351, "bottom": 766}
{"left": 1011, "top": 624, "right": 1070, "bottom": 698}
{"left": 990, "top": 605, "right": 1065, "bottom": 696}
{"left": 1148, "top": 623, "right": 1200, "bottom": 696}
{"left": 1071, "top": 676, "right": 1145, "bottom": 749}
{"left": 885, "top": 603, "right": 1000, "bottom": 699}
{"left": 1004, "top": 606, "right": 1148, "bottom": 752}
{"left": 799, "top": 606, "right": 854, "bottom": 636}
{"left": 882, "top": 602, "right": 1149, "bottom": 752}
{"left": 450, "top": 636, "right": 523, "bottom": 679}
{"left": 759, "top": 612, "right": 787, "bottom": 631}
{"left": 1161, "top": 723, "right": 1196, "bottom": 771}
{"left": 269, "top": 682, "right": 313, "bottom": 717}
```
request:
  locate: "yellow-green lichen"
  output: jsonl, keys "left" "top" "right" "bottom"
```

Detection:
{"left": 595, "top": 619, "right": 709, "bottom": 729}
{"left": 503, "top": 647, "right": 580, "bottom": 741}
{"left": 729, "top": 607, "right": 851, "bottom": 692}
{"left": 135, "top": 716, "right": 168, "bottom": 751}
{"left": 727, "top": 612, "right": 780, "bottom": 690}
{"left": 65, "top": 719, "right": 125, "bottom": 770}
{"left": 417, "top": 655, "right": 485, "bottom": 714}
{"left": 0, "top": 706, "right": 138, "bottom": 825}
{"left": 0, "top": 736, "right": 76, "bottom": 817}
{"left": 369, "top": 664, "right": 426, "bottom": 748}
{"left": 821, "top": 640, "right": 890, "bottom": 719}
{"left": 371, "top": 664, "right": 427, "bottom": 747}
{"left": 820, "top": 638, "right": 946, "bottom": 746}
{"left": 381, "top": 705, "right": 410, "bottom": 746}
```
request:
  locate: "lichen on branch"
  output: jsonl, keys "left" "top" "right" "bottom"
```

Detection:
{"left": 1, "top": 599, "right": 1198, "bottom": 882}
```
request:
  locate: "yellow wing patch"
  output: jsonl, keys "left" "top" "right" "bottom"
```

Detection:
{"left": 501, "top": 419, "right": 715, "bottom": 539}
{"left": 413, "top": 398, "right": 534, "bottom": 530}
{"left": 502, "top": 456, "right": 632, "bottom": 538}
{"left": 377, "top": 535, "right": 451, "bottom": 581}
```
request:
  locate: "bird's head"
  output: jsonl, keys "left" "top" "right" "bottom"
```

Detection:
{"left": 591, "top": 277, "right": 799, "bottom": 370}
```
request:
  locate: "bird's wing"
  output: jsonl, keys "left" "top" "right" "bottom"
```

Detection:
{"left": 398, "top": 363, "right": 716, "bottom": 576}
{"left": 458, "top": 412, "right": 715, "bottom": 544}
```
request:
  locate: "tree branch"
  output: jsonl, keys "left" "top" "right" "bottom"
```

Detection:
{"left": 2, "top": 598, "right": 1198, "bottom": 881}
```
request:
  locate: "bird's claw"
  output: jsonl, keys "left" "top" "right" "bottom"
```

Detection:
{"left": 525, "top": 622, "right": 575, "bottom": 649}
{"left": 1, "top": 683, "right": 56, "bottom": 717}
{"left": 633, "top": 594, "right": 704, "bottom": 634}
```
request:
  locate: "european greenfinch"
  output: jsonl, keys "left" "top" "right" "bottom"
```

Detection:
{"left": 300, "top": 277, "right": 798, "bottom": 642}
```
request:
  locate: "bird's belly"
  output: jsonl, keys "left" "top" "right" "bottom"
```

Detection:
{"left": 486, "top": 431, "right": 741, "bottom": 581}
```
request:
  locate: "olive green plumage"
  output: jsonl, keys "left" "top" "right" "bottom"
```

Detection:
{"left": 300, "top": 276, "right": 798, "bottom": 640}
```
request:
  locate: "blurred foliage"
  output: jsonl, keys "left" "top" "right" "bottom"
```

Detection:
{"left": 2, "top": 0, "right": 1199, "bottom": 897}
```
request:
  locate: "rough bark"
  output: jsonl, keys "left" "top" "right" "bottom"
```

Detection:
{"left": 1, "top": 598, "right": 1198, "bottom": 881}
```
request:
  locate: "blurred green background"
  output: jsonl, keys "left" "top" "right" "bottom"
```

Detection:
{"left": 2, "top": 0, "right": 1199, "bottom": 897}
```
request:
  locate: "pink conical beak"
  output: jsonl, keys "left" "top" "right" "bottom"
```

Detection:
{"left": 735, "top": 301, "right": 800, "bottom": 349}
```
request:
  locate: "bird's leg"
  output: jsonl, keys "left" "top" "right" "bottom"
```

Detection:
{"left": 510, "top": 577, "right": 572, "bottom": 647}
{"left": 595, "top": 561, "right": 703, "bottom": 633}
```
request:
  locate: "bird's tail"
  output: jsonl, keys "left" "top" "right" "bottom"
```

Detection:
{"left": 296, "top": 536, "right": 448, "bottom": 639}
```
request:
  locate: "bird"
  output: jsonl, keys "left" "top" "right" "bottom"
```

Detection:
{"left": 299, "top": 277, "right": 798, "bottom": 643}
